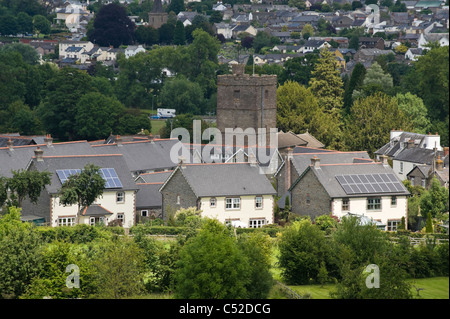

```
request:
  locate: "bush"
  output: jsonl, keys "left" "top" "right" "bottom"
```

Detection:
{"left": 36, "top": 224, "right": 120, "bottom": 243}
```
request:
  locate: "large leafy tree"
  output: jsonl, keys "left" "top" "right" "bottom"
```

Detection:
{"left": 344, "top": 92, "right": 413, "bottom": 156}
{"left": 74, "top": 92, "right": 126, "bottom": 141}
{"left": 5, "top": 169, "right": 51, "bottom": 207}
{"left": 0, "top": 207, "right": 42, "bottom": 299}
{"left": 343, "top": 62, "right": 366, "bottom": 114}
{"left": 89, "top": 3, "right": 135, "bottom": 47}
{"left": 278, "top": 53, "right": 319, "bottom": 86}
{"left": 352, "top": 62, "right": 393, "bottom": 99}
{"left": 174, "top": 219, "right": 251, "bottom": 299}
{"left": 37, "top": 67, "right": 93, "bottom": 140}
{"left": 393, "top": 92, "right": 431, "bottom": 134}
{"left": 160, "top": 76, "right": 205, "bottom": 115}
{"left": 420, "top": 177, "right": 449, "bottom": 218}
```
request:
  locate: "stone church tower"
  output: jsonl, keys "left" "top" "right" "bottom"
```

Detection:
{"left": 148, "top": 0, "right": 168, "bottom": 29}
{"left": 216, "top": 64, "right": 277, "bottom": 147}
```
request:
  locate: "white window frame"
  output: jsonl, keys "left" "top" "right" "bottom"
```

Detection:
{"left": 225, "top": 197, "right": 240, "bottom": 210}
{"left": 89, "top": 217, "right": 96, "bottom": 226}
{"left": 255, "top": 196, "right": 263, "bottom": 209}
{"left": 342, "top": 198, "right": 350, "bottom": 211}
{"left": 391, "top": 196, "right": 397, "bottom": 207}
{"left": 210, "top": 197, "right": 216, "bottom": 208}
{"left": 58, "top": 217, "right": 75, "bottom": 227}
{"left": 141, "top": 210, "right": 148, "bottom": 217}
{"left": 116, "top": 191, "right": 125, "bottom": 203}
{"left": 387, "top": 220, "right": 400, "bottom": 231}
{"left": 249, "top": 219, "right": 265, "bottom": 228}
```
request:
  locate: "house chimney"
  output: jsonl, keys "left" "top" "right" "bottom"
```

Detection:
{"left": 285, "top": 147, "right": 293, "bottom": 192}
{"left": 116, "top": 135, "right": 122, "bottom": 146}
{"left": 6, "top": 138, "right": 13, "bottom": 151}
{"left": 380, "top": 154, "right": 389, "bottom": 166}
{"left": 436, "top": 155, "right": 444, "bottom": 171}
{"left": 444, "top": 147, "right": 449, "bottom": 157}
{"left": 248, "top": 152, "right": 257, "bottom": 167}
{"left": 178, "top": 156, "right": 186, "bottom": 169}
{"left": 407, "top": 138, "right": 415, "bottom": 149}
{"left": 311, "top": 156, "right": 320, "bottom": 169}
{"left": 44, "top": 134, "right": 53, "bottom": 147}
{"left": 34, "top": 147, "right": 44, "bottom": 161}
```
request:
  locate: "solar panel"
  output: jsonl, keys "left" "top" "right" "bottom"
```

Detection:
{"left": 56, "top": 169, "right": 81, "bottom": 184}
{"left": 336, "top": 173, "right": 406, "bottom": 195}
{"left": 56, "top": 168, "right": 123, "bottom": 189}
{"left": 100, "top": 168, "right": 123, "bottom": 189}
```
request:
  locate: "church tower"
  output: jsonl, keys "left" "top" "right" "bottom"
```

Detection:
{"left": 216, "top": 64, "right": 277, "bottom": 147}
{"left": 148, "top": 0, "right": 168, "bottom": 29}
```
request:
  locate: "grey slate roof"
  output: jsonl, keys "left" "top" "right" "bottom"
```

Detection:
{"left": 295, "top": 163, "right": 409, "bottom": 198}
{"left": 81, "top": 204, "right": 114, "bottom": 217}
{"left": 393, "top": 147, "right": 443, "bottom": 165}
{"left": 290, "top": 151, "right": 372, "bottom": 176}
{"left": 0, "top": 141, "right": 93, "bottom": 178}
{"left": 91, "top": 139, "right": 182, "bottom": 173}
{"left": 136, "top": 183, "right": 163, "bottom": 209}
{"left": 165, "top": 163, "right": 277, "bottom": 198}
{"left": 29, "top": 154, "right": 137, "bottom": 194}
{"left": 137, "top": 171, "right": 172, "bottom": 183}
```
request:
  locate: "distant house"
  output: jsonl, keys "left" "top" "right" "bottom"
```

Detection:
{"left": 214, "top": 22, "right": 234, "bottom": 39}
{"left": 418, "top": 32, "right": 449, "bottom": 49}
{"left": 405, "top": 47, "right": 423, "bottom": 61}
{"left": 358, "top": 37, "right": 385, "bottom": 50}
{"left": 232, "top": 24, "right": 257, "bottom": 38}
{"left": 353, "top": 48, "right": 394, "bottom": 65}
{"left": 301, "top": 39, "right": 329, "bottom": 53}
{"left": 406, "top": 154, "right": 449, "bottom": 189}
{"left": 125, "top": 45, "right": 145, "bottom": 58}
{"left": 159, "top": 162, "right": 277, "bottom": 228}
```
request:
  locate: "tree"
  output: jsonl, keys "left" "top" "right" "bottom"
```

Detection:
{"left": 425, "top": 212, "right": 433, "bottom": 233}
{"left": 16, "top": 12, "right": 33, "bottom": 34}
{"left": 392, "top": 0, "right": 407, "bottom": 12}
{"left": 209, "top": 11, "right": 223, "bottom": 24}
{"left": 0, "top": 42, "right": 40, "bottom": 65}
{"left": 0, "top": 207, "right": 42, "bottom": 299}
{"left": 344, "top": 93, "right": 413, "bottom": 156}
{"left": 89, "top": 3, "right": 135, "bottom": 47}
{"left": 352, "top": 62, "right": 393, "bottom": 99}
{"left": 74, "top": 92, "right": 126, "bottom": 140}
{"left": 134, "top": 25, "right": 159, "bottom": 45}
{"left": 58, "top": 164, "right": 106, "bottom": 224}
{"left": 6, "top": 169, "right": 51, "bottom": 207}
{"left": 173, "top": 20, "right": 186, "bottom": 45}
{"left": 160, "top": 76, "right": 205, "bottom": 115}
{"left": 301, "top": 23, "right": 314, "bottom": 39}
{"left": 308, "top": 49, "right": 344, "bottom": 149}
{"left": 92, "top": 238, "right": 145, "bottom": 298}
{"left": 343, "top": 62, "right": 366, "bottom": 114}
{"left": 393, "top": 93, "right": 431, "bottom": 134}
{"left": 32, "top": 14, "right": 51, "bottom": 35}
{"left": 420, "top": 177, "right": 449, "bottom": 219}
{"left": 278, "top": 53, "right": 319, "bottom": 86}
{"left": 167, "top": 0, "right": 185, "bottom": 14}
{"left": 174, "top": 219, "right": 250, "bottom": 299}
{"left": 36, "top": 67, "right": 94, "bottom": 140}
{"left": 278, "top": 219, "right": 336, "bottom": 285}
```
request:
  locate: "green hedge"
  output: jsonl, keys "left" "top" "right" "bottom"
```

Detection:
{"left": 129, "top": 224, "right": 189, "bottom": 236}
{"left": 37, "top": 224, "right": 124, "bottom": 243}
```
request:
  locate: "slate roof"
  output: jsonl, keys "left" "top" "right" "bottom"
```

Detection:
{"left": 0, "top": 135, "right": 35, "bottom": 147}
{"left": 375, "top": 132, "right": 427, "bottom": 157}
{"left": 296, "top": 131, "right": 325, "bottom": 148}
{"left": 292, "top": 162, "right": 409, "bottom": 198}
{"left": 289, "top": 151, "right": 373, "bottom": 176}
{"left": 0, "top": 140, "right": 93, "bottom": 178}
{"left": 137, "top": 171, "right": 173, "bottom": 183}
{"left": 29, "top": 153, "right": 138, "bottom": 194}
{"left": 91, "top": 139, "right": 182, "bottom": 173}
{"left": 278, "top": 131, "right": 308, "bottom": 149}
{"left": 393, "top": 147, "right": 444, "bottom": 165}
{"left": 136, "top": 183, "right": 163, "bottom": 209}
{"left": 163, "top": 163, "right": 277, "bottom": 198}
{"left": 81, "top": 204, "right": 114, "bottom": 217}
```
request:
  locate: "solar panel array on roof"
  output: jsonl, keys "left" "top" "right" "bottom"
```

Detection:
{"left": 56, "top": 169, "right": 81, "bottom": 184}
{"left": 336, "top": 173, "right": 405, "bottom": 195}
{"left": 56, "top": 168, "right": 122, "bottom": 189}
{"left": 100, "top": 168, "right": 123, "bottom": 189}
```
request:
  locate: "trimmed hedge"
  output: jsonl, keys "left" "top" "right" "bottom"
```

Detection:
{"left": 129, "top": 225, "right": 189, "bottom": 236}
{"left": 36, "top": 224, "right": 124, "bottom": 243}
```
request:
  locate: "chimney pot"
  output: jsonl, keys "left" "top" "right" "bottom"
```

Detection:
{"left": 44, "top": 134, "right": 53, "bottom": 147}
{"left": 311, "top": 156, "right": 320, "bottom": 169}
{"left": 6, "top": 138, "right": 13, "bottom": 151}
{"left": 436, "top": 155, "right": 444, "bottom": 171}
{"left": 116, "top": 135, "right": 122, "bottom": 146}
{"left": 380, "top": 155, "right": 389, "bottom": 165}
{"left": 35, "top": 147, "right": 44, "bottom": 161}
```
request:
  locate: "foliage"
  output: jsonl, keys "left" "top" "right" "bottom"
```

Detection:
{"left": 174, "top": 219, "right": 250, "bottom": 298}
{"left": 393, "top": 92, "right": 431, "bottom": 134}
{"left": 4, "top": 169, "right": 51, "bottom": 207}
{"left": 0, "top": 207, "right": 42, "bottom": 299}
{"left": 278, "top": 53, "right": 319, "bottom": 86}
{"left": 352, "top": 62, "right": 393, "bottom": 99}
{"left": 160, "top": 76, "right": 206, "bottom": 115}
{"left": 278, "top": 219, "right": 336, "bottom": 285}
{"left": 343, "top": 62, "right": 366, "bottom": 114}
{"left": 344, "top": 92, "right": 413, "bottom": 156}
{"left": 420, "top": 177, "right": 449, "bottom": 219}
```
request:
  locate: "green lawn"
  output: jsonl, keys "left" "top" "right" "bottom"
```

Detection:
{"left": 285, "top": 277, "right": 449, "bottom": 299}
{"left": 150, "top": 119, "right": 166, "bottom": 136}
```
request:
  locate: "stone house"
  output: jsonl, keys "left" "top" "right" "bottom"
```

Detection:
{"left": 159, "top": 162, "right": 277, "bottom": 228}
{"left": 281, "top": 155, "right": 410, "bottom": 231}
{"left": 358, "top": 37, "right": 385, "bottom": 49}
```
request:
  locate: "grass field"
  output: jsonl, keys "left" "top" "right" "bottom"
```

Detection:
{"left": 286, "top": 277, "right": 449, "bottom": 299}
{"left": 150, "top": 119, "right": 166, "bottom": 136}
